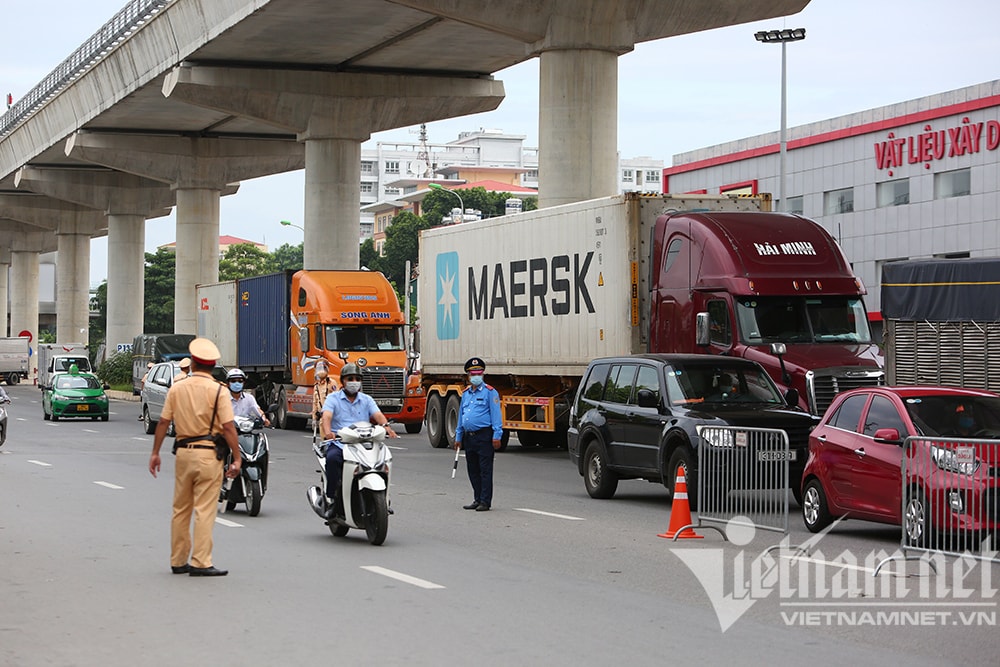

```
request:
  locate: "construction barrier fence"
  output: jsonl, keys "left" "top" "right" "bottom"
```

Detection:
{"left": 689, "top": 425, "right": 792, "bottom": 536}
{"left": 897, "top": 436, "right": 1000, "bottom": 563}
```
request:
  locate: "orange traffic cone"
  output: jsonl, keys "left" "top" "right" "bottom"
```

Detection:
{"left": 658, "top": 470, "right": 702, "bottom": 539}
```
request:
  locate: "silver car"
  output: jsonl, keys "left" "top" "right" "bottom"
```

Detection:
{"left": 141, "top": 361, "right": 227, "bottom": 434}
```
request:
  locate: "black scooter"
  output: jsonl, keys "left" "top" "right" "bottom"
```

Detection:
{"left": 220, "top": 413, "right": 271, "bottom": 516}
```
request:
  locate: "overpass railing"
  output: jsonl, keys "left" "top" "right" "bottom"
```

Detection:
{"left": 1, "top": 0, "right": 172, "bottom": 138}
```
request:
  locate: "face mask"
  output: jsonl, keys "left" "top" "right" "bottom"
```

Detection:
{"left": 344, "top": 380, "right": 362, "bottom": 395}
{"left": 229, "top": 382, "right": 244, "bottom": 393}
{"left": 958, "top": 415, "right": 975, "bottom": 430}
{"left": 470, "top": 375, "right": 484, "bottom": 387}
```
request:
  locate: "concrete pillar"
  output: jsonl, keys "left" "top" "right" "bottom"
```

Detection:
{"left": 10, "top": 251, "right": 40, "bottom": 381}
{"left": 55, "top": 229, "right": 91, "bottom": 344}
{"left": 174, "top": 188, "right": 221, "bottom": 334}
{"left": 304, "top": 138, "right": 361, "bottom": 270}
{"left": 106, "top": 214, "right": 146, "bottom": 351}
{"left": 0, "top": 249, "right": 9, "bottom": 337}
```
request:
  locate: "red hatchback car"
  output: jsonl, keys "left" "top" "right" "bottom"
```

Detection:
{"left": 801, "top": 386, "right": 1000, "bottom": 545}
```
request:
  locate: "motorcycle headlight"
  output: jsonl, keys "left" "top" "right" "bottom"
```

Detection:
{"left": 930, "top": 445, "right": 979, "bottom": 476}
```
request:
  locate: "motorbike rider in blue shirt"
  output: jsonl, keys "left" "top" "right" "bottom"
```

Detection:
{"left": 320, "top": 363, "right": 397, "bottom": 516}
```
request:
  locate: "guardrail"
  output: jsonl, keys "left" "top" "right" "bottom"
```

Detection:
{"left": 876, "top": 436, "right": 1000, "bottom": 573}
{"left": 1, "top": 0, "right": 171, "bottom": 138}
{"left": 675, "top": 425, "right": 792, "bottom": 538}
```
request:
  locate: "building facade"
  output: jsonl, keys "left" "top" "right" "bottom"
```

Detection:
{"left": 663, "top": 80, "right": 1000, "bottom": 319}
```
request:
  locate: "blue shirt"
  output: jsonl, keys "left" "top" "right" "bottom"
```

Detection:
{"left": 455, "top": 383, "right": 502, "bottom": 442}
{"left": 322, "top": 389, "right": 380, "bottom": 449}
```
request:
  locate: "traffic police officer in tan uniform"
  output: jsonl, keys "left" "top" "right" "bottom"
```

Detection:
{"left": 148, "top": 338, "right": 240, "bottom": 577}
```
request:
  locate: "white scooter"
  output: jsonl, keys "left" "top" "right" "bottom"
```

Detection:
{"left": 307, "top": 421, "right": 392, "bottom": 545}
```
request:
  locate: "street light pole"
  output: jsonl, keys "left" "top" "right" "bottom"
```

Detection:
{"left": 279, "top": 219, "right": 304, "bottom": 232}
{"left": 427, "top": 183, "right": 464, "bottom": 224}
{"left": 755, "top": 28, "right": 805, "bottom": 212}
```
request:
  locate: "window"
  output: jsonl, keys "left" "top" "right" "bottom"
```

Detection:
{"left": 662, "top": 238, "right": 683, "bottom": 274}
{"left": 605, "top": 364, "right": 637, "bottom": 404}
{"left": 646, "top": 171, "right": 660, "bottom": 183}
{"left": 361, "top": 161, "right": 375, "bottom": 174}
{"left": 360, "top": 182, "right": 374, "bottom": 194}
{"left": 829, "top": 393, "right": 868, "bottom": 432}
{"left": 934, "top": 168, "right": 971, "bottom": 199}
{"left": 824, "top": 187, "right": 854, "bottom": 214}
{"left": 707, "top": 300, "right": 731, "bottom": 347}
{"left": 863, "top": 395, "right": 907, "bottom": 437}
{"left": 385, "top": 160, "right": 400, "bottom": 174}
{"left": 581, "top": 363, "right": 611, "bottom": 403}
{"left": 877, "top": 178, "right": 909, "bottom": 207}
{"left": 525, "top": 169, "right": 538, "bottom": 179}
{"left": 630, "top": 365, "right": 661, "bottom": 406}
{"left": 622, "top": 170, "right": 634, "bottom": 182}
{"left": 786, "top": 196, "right": 804, "bottom": 215}
{"left": 384, "top": 187, "right": 401, "bottom": 196}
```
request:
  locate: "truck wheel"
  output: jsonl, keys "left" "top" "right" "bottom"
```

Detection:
{"left": 426, "top": 394, "right": 445, "bottom": 448}
{"left": 275, "top": 388, "right": 288, "bottom": 429}
{"left": 583, "top": 440, "right": 618, "bottom": 499}
{"left": 498, "top": 430, "right": 510, "bottom": 452}
{"left": 405, "top": 422, "right": 422, "bottom": 434}
{"left": 444, "top": 394, "right": 460, "bottom": 449}
{"left": 6, "top": 373, "right": 18, "bottom": 385}
{"left": 517, "top": 430, "right": 539, "bottom": 448}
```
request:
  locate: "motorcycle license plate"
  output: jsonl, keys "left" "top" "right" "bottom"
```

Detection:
{"left": 77, "top": 404, "right": 90, "bottom": 412}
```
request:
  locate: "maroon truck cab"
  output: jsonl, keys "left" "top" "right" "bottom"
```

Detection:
{"left": 649, "top": 211, "right": 884, "bottom": 416}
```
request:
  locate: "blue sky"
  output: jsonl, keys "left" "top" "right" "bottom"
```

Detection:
{"left": 3, "top": 0, "right": 998, "bottom": 285}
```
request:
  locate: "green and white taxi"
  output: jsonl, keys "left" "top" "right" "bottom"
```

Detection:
{"left": 42, "top": 367, "right": 110, "bottom": 422}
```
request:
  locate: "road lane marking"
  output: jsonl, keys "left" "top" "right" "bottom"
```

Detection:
{"left": 83, "top": 429, "right": 100, "bottom": 434}
{"left": 94, "top": 481, "right": 124, "bottom": 490}
{"left": 28, "top": 460, "right": 52, "bottom": 467}
{"left": 361, "top": 566, "right": 445, "bottom": 589}
{"left": 215, "top": 517, "right": 244, "bottom": 528}
{"left": 132, "top": 437, "right": 148, "bottom": 441}
{"left": 513, "top": 508, "right": 585, "bottom": 521}
{"left": 387, "top": 445, "right": 406, "bottom": 451}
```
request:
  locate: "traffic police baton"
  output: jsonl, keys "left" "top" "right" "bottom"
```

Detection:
{"left": 451, "top": 446, "right": 460, "bottom": 478}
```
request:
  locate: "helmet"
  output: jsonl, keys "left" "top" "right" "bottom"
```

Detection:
{"left": 226, "top": 368, "right": 246, "bottom": 382}
{"left": 340, "top": 363, "right": 361, "bottom": 379}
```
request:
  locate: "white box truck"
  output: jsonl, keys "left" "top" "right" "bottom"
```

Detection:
{"left": 0, "top": 337, "right": 30, "bottom": 385}
{"left": 38, "top": 343, "right": 91, "bottom": 389}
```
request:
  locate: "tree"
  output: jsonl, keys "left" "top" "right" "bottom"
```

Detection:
{"left": 379, "top": 211, "right": 429, "bottom": 289}
{"left": 271, "top": 242, "right": 303, "bottom": 272}
{"left": 219, "top": 242, "right": 275, "bottom": 280}
{"left": 144, "top": 248, "right": 176, "bottom": 333}
{"left": 359, "top": 238, "right": 381, "bottom": 272}
{"left": 421, "top": 186, "right": 537, "bottom": 227}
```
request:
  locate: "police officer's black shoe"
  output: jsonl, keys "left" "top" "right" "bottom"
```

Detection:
{"left": 463, "top": 502, "right": 480, "bottom": 510}
{"left": 189, "top": 566, "right": 228, "bottom": 577}
{"left": 171, "top": 564, "right": 191, "bottom": 574}
{"left": 475, "top": 504, "right": 491, "bottom": 512}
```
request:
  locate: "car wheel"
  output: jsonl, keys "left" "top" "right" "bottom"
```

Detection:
{"left": 802, "top": 479, "right": 832, "bottom": 533}
{"left": 51, "top": 412, "right": 59, "bottom": 422}
{"left": 665, "top": 447, "right": 698, "bottom": 512}
{"left": 101, "top": 414, "right": 109, "bottom": 422}
{"left": 426, "top": 394, "right": 445, "bottom": 448}
{"left": 904, "top": 487, "right": 930, "bottom": 548}
{"left": 444, "top": 394, "right": 460, "bottom": 449}
{"left": 143, "top": 406, "right": 156, "bottom": 435}
{"left": 583, "top": 440, "right": 618, "bottom": 499}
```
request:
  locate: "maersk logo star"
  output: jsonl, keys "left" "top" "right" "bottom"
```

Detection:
{"left": 436, "top": 252, "right": 460, "bottom": 340}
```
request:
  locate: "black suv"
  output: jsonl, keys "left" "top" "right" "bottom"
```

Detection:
{"left": 567, "top": 354, "right": 818, "bottom": 506}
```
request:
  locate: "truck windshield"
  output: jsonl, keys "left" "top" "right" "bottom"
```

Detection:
{"left": 665, "top": 363, "right": 784, "bottom": 405}
{"left": 735, "top": 296, "right": 872, "bottom": 345}
{"left": 323, "top": 325, "right": 405, "bottom": 352}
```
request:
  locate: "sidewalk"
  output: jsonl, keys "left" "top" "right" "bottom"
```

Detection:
{"left": 107, "top": 389, "right": 139, "bottom": 402}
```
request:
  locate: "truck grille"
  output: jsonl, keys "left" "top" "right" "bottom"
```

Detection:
{"left": 807, "top": 367, "right": 885, "bottom": 416}
{"left": 360, "top": 367, "right": 405, "bottom": 399}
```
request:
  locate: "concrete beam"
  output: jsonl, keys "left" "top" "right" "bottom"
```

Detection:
{"left": 14, "top": 166, "right": 178, "bottom": 351}
{"left": 163, "top": 66, "right": 505, "bottom": 269}
{"left": 0, "top": 248, "right": 9, "bottom": 337}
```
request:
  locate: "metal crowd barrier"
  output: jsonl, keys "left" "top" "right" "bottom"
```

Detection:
{"left": 891, "top": 436, "right": 1000, "bottom": 564}
{"left": 681, "top": 425, "right": 792, "bottom": 538}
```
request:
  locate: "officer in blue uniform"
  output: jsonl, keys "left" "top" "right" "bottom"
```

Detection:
{"left": 455, "top": 357, "right": 503, "bottom": 511}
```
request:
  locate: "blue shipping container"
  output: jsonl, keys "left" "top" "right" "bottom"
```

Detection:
{"left": 236, "top": 272, "right": 291, "bottom": 369}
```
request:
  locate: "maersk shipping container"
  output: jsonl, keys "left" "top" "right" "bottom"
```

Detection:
{"left": 196, "top": 281, "right": 239, "bottom": 368}
{"left": 236, "top": 272, "right": 291, "bottom": 370}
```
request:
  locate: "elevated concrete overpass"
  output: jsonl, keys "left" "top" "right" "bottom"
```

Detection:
{"left": 0, "top": 0, "right": 809, "bottom": 355}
